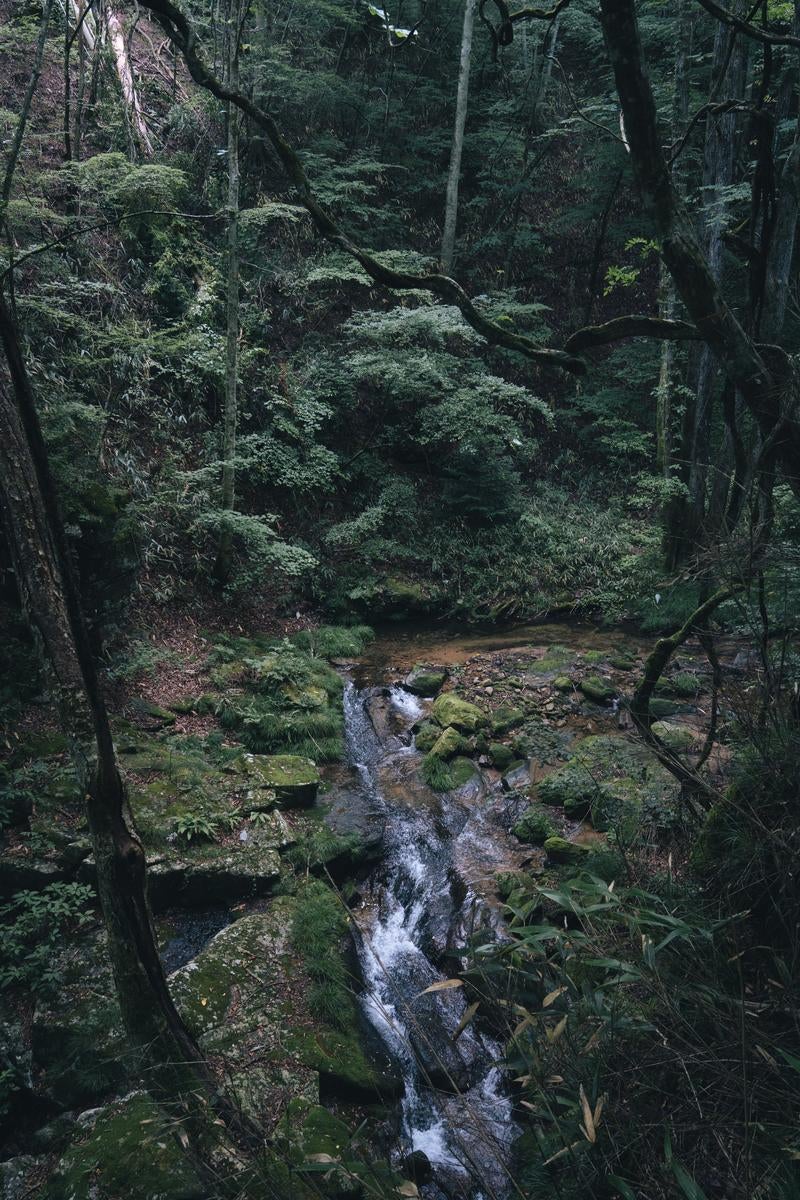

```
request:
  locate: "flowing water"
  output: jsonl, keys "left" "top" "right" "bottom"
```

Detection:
{"left": 342, "top": 679, "right": 518, "bottom": 1200}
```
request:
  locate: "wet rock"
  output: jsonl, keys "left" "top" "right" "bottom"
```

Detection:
{"left": 0, "top": 1157, "right": 47, "bottom": 1200}
{"left": 367, "top": 688, "right": 417, "bottom": 742}
{"left": 323, "top": 768, "right": 386, "bottom": 864}
{"left": 405, "top": 667, "right": 448, "bottom": 697}
{"left": 0, "top": 856, "right": 66, "bottom": 898}
{"left": 501, "top": 761, "right": 531, "bottom": 792}
{"left": 403, "top": 1150, "right": 433, "bottom": 1183}
{"left": 432, "top": 694, "right": 486, "bottom": 734}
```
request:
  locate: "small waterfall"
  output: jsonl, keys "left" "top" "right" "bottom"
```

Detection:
{"left": 343, "top": 680, "right": 516, "bottom": 1198}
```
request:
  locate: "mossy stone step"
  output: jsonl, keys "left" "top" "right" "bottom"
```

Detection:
{"left": 233, "top": 753, "right": 320, "bottom": 807}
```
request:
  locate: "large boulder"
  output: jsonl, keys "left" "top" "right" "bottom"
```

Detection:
{"left": 432, "top": 693, "right": 486, "bottom": 733}
{"left": 429, "top": 726, "right": 465, "bottom": 761}
{"left": 233, "top": 752, "right": 320, "bottom": 808}
{"left": 405, "top": 667, "right": 448, "bottom": 697}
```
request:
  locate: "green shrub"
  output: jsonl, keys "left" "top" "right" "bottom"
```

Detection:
{"left": 0, "top": 883, "right": 93, "bottom": 995}
{"left": 290, "top": 880, "right": 353, "bottom": 1031}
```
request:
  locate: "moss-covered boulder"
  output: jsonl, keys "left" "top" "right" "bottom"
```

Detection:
{"left": 512, "top": 806, "right": 556, "bottom": 844}
{"left": 489, "top": 742, "right": 515, "bottom": 772}
{"left": 651, "top": 721, "right": 697, "bottom": 752}
{"left": 544, "top": 836, "right": 591, "bottom": 865}
{"left": 233, "top": 753, "right": 320, "bottom": 808}
{"left": 553, "top": 676, "right": 573, "bottom": 692}
{"left": 432, "top": 692, "right": 486, "bottom": 733}
{"left": 41, "top": 1093, "right": 205, "bottom": 1200}
{"left": 590, "top": 778, "right": 642, "bottom": 838}
{"left": 649, "top": 698, "right": 681, "bottom": 718}
{"left": 170, "top": 900, "right": 399, "bottom": 1110}
{"left": 413, "top": 721, "right": 442, "bottom": 753}
{"left": 429, "top": 726, "right": 466, "bottom": 761}
{"left": 490, "top": 706, "right": 525, "bottom": 735}
{"left": 579, "top": 676, "right": 616, "bottom": 704}
{"left": 536, "top": 734, "right": 679, "bottom": 831}
{"left": 405, "top": 667, "right": 448, "bottom": 697}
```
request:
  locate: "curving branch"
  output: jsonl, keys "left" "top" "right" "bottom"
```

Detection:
{"left": 509, "top": 0, "right": 572, "bottom": 23}
{"left": 135, "top": 0, "right": 586, "bottom": 375}
{"left": 564, "top": 314, "right": 702, "bottom": 353}
{"left": 694, "top": 0, "right": 800, "bottom": 48}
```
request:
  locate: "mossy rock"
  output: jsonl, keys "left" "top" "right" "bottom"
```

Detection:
{"left": 280, "top": 682, "right": 329, "bottom": 710}
{"left": 42, "top": 1093, "right": 204, "bottom": 1199}
{"left": 583, "top": 650, "right": 607, "bottom": 664}
{"left": 579, "top": 676, "right": 616, "bottom": 704}
{"left": 529, "top": 645, "right": 574, "bottom": 675}
{"left": 414, "top": 721, "right": 441, "bottom": 753}
{"left": 512, "top": 806, "right": 556, "bottom": 845}
{"left": 590, "top": 777, "right": 642, "bottom": 838}
{"left": 544, "top": 836, "right": 591, "bottom": 865}
{"left": 405, "top": 667, "right": 447, "bottom": 697}
{"left": 450, "top": 756, "right": 480, "bottom": 790}
{"left": 537, "top": 734, "right": 679, "bottom": 830}
{"left": 490, "top": 706, "right": 524, "bottom": 735}
{"left": 489, "top": 742, "right": 515, "bottom": 772}
{"left": 648, "top": 698, "right": 681, "bottom": 718}
{"left": 429, "top": 726, "right": 466, "bottom": 761}
{"left": 495, "top": 870, "right": 531, "bottom": 900}
{"left": 431, "top": 692, "right": 486, "bottom": 733}
{"left": 656, "top": 671, "right": 702, "bottom": 698}
{"left": 609, "top": 654, "right": 636, "bottom": 671}
{"left": 651, "top": 721, "right": 697, "bottom": 752}
{"left": 553, "top": 676, "right": 573, "bottom": 692}
{"left": 233, "top": 753, "right": 320, "bottom": 808}
{"left": 130, "top": 698, "right": 177, "bottom": 728}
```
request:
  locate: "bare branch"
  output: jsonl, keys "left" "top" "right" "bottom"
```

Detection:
{"left": 694, "top": 0, "right": 800, "bottom": 48}
{"left": 564, "top": 315, "right": 702, "bottom": 353}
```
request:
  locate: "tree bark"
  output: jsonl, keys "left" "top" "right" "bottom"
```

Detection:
{"left": 441, "top": 0, "right": 477, "bottom": 273}
{"left": 106, "top": 4, "right": 154, "bottom": 156}
{"left": 597, "top": 0, "right": 800, "bottom": 505}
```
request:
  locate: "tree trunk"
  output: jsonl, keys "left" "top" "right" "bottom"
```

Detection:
{"left": 0, "top": 295, "right": 260, "bottom": 1188}
{"left": 597, "top": 0, "right": 800, "bottom": 507}
{"left": 441, "top": 0, "right": 477, "bottom": 274}
{"left": 213, "top": 0, "right": 241, "bottom": 586}
{"left": 106, "top": 4, "right": 154, "bottom": 156}
{"left": 2, "top": 0, "right": 56, "bottom": 211}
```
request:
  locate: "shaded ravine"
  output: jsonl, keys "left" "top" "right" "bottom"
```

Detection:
{"left": 343, "top": 680, "right": 517, "bottom": 1200}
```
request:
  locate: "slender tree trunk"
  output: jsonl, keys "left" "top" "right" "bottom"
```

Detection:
{"left": 63, "top": 0, "right": 73, "bottom": 159}
{"left": 441, "top": 0, "right": 477, "bottom": 274}
{"left": 1, "top": 0, "right": 56, "bottom": 212}
{"left": 656, "top": 0, "right": 691, "bottom": 479}
{"left": 106, "top": 4, "right": 154, "bottom": 156}
{"left": 0, "top": 295, "right": 261, "bottom": 1189}
{"left": 213, "top": 0, "right": 241, "bottom": 585}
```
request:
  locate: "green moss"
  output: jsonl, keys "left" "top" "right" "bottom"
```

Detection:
{"left": 431, "top": 692, "right": 486, "bottom": 732}
{"left": 421, "top": 754, "right": 455, "bottom": 791}
{"left": 43, "top": 1093, "right": 203, "bottom": 1199}
{"left": 489, "top": 742, "right": 515, "bottom": 771}
{"left": 651, "top": 721, "right": 697, "bottom": 751}
{"left": 590, "top": 777, "right": 642, "bottom": 838}
{"left": 583, "top": 649, "right": 606, "bottom": 664}
{"left": 552, "top": 675, "right": 573, "bottom": 692}
{"left": 450, "top": 756, "right": 479, "bottom": 788}
{"left": 490, "top": 706, "right": 525, "bottom": 735}
{"left": 405, "top": 668, "right": 447, "bottom": 696}
{"left": 429, "top": 726, "right": 466, "bottom": 760}
{"left": 289, "top": 625, "right": 374, "bottom": 658}
{"left": 649, "top": 697, "right": 681, "bottom": 718}
{"left": 544, "top": 836, "right": 590, "bottom": 865}
{"left": 579, "top": 675, "right": 616, "bottom": 704}
{"left": 656, "top": 671, "right": 702, "bottom": 698}
{"left": 512, "top": 806, "right": 556, "bottom": 844}
{"left": 234, "top": 753, "right": 320, "bottom": 808}
{"left": 414, "top": 721, "right": 441, "bottom": 753}
{"left": 530, "top": 645, "right": 575, "bottom": 674}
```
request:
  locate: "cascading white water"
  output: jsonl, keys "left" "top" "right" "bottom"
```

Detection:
{"left": 342, "top": 680, "right": 517, "bottom": 1198}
